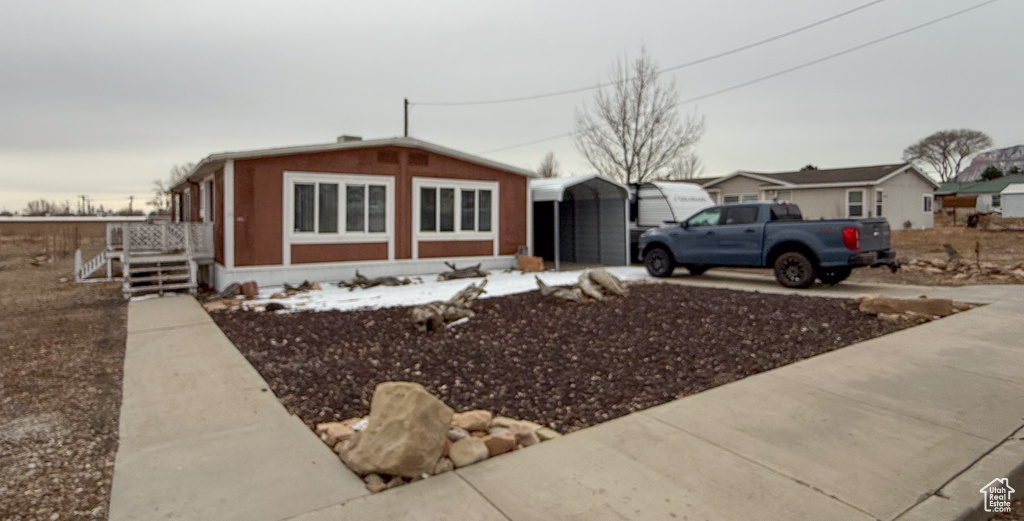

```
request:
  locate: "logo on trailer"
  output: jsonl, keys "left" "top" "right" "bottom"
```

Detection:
{"left": 980, "top": 478, "right": 1015, "bottom": 513}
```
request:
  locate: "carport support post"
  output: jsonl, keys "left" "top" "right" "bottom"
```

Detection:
{"left": 554, "top": 200, "right": 560, "bottom": 271}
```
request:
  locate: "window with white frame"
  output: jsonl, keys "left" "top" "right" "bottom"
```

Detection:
{"left": 923, "top": 194, "right": 933, "bottom": 212}
{"left": 724, "top": 193, "right": 758, "bottom": 203}
{"left": 417, "top": 181, "right": 494, "bottom": 234}
{"left": 992, "top": 194, "right": 1002, "bottom": 208}
{"left": 181, "top": 191, "right": 192, "bottom": 222}
{"left": 875, "top": 190, "right": 883, "bottom": 217}
{"left": 847, "top": 190, "right": 864, "bottom": 218}
{"left": 289, "top": 173, "right": 391, "bottom": 238}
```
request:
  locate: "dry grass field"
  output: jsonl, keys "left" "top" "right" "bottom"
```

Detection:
{"left": 0, "top": 236, "right": 126, "bottom": 521}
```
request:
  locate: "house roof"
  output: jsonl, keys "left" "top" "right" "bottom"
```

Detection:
{"left": 171, "top": 136, "right": 536, "bottom": 191}
{"left": 937, "top": 174, "right": 1024, "bottom": 195}
{"left": 530, "top": 174, "right": 628, "bottom": 202}
{"left": 699, "top": 163, "right": 937, "bottom": 190}
{"left": 1001, "top": 182, "right": 1024, "bottom": 195}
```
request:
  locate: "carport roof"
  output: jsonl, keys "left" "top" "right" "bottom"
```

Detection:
{"left": 530, "top": 174, "right": 628, "bottom": 202}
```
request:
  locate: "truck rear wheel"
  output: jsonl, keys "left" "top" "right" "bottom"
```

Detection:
{"left": 774, "top": 251, "right": 816, "bottom": 288}
{"left": 644, "top": 247, "right": 676, "bottom": 278}
{"left": 818, "top": 267, "right": 852, "bottom": 285}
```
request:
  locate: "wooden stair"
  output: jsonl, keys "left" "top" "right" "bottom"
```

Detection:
{"left": 123, "top": 254, "right": 197, "bottom": 298}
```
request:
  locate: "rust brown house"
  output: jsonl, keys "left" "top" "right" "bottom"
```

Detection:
{"left": 170, "top": 136, "right": 534, "bottom": 290}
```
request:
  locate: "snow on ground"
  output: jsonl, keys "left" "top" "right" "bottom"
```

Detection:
{"left": 248, "top": 266, "right": 653, "bottom": 313}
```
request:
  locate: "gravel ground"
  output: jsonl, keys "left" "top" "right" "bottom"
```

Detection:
{"left": 214, "top": 283, "right": 908, "bottom": 433}
{"left": 0, "top": 239, "right": 126, "bottom": 521}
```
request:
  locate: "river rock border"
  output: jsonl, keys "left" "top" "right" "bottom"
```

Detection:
{"left": 314, "top": 381, "right": 561, "bottom": 493}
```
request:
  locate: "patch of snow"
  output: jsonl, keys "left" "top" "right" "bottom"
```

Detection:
{"left": 246, "top": 266, "right": 652, "bottom": 313}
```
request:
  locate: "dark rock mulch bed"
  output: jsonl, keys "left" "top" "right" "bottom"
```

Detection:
{"left": 213, "top": 283, "right": 909, "bottom": 433}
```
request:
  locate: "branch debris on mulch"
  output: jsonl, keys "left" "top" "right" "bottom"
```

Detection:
{"left": 212, "top": 283, "right": 911, "bottom": 433}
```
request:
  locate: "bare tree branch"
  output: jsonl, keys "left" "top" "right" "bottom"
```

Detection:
{"left": 902, "top": 129, "right": 992, "bottom": 182}
{"left": 537, "top": 151, "right": 560, "bottom": 178}
{"left": 574, "top": 46, "right": 704, "bottom": 184}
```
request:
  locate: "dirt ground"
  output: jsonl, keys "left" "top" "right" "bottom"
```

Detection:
{"left": 848, "top": 224, "right": 1024, "bottom": 285}
{"left": 214, "top": 283, "right": 907, "bottom": 433}
{"left": 0, "top": 237, "right": 126, "bottom": 521}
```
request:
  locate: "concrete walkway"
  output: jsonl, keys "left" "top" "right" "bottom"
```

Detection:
{"left": 108, "top": 296, "right": 367, "bottom": 521}
{"left": 109, "top": 277, "right": 1024, "bottom": 521}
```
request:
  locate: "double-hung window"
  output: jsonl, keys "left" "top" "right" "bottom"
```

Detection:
{"left": 417, "top": 182, "right": 494, "bottom": 234}
{"left": 847, "top": 190, "right": 864, "bottom": 218}
{"left": 875, "top": 190, "right": 883, "bottom": 217}
{"left": 289, "top": 173, "right": 391, "bottom": 239}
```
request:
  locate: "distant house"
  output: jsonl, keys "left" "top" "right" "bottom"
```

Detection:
{"left": 935, "top": 174, "right": 1024, "bottom": 215}
{"left": 1000, "top": 183, "right": 1024, "bottom": 218}
{"left": 169, "top": 136, "right": 535, "bottom": 290}
{"left": 696, "top": 163, "right": 937, "bottom": 229}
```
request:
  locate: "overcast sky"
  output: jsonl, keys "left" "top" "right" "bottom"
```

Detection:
{"left": 1, "top": 0, "right": 1020, "bottom": 213}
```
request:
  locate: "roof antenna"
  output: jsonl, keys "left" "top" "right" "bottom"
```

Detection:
{"left": 404, "top": 98, "right": 409, "bottom": 137}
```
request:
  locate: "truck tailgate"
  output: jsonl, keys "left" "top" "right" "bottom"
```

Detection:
{"left": 859, "top": 218, "right": 890, "bottom": 252}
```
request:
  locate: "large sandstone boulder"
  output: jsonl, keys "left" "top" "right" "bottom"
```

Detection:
{"left": 858, "top": 296, "right": 954, "bottom": 318}
{"left": 337, "top": 382, "right": 453, "bottom": 478}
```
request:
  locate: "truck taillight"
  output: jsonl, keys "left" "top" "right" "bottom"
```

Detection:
{"left": 842, "top": 227, "right": 860, "bottom": 251}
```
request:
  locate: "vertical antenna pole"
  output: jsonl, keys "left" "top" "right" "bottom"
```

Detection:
{"left": 403, "top": 98, "right": 409, "bottom": 137}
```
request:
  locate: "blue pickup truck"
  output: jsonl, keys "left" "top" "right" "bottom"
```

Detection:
{"left": 637, "top": 202, "right": 897, "bottom": 288}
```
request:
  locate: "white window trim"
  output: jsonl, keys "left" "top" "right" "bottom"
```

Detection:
{"left": 282, "top": 172, "right": 395, "bottom": 264}
{"left": 846, "top": 188, "right": 866, "bottom": 218}
{"left": 923, "top": 194, "right": 933, "bottom": 213}
{"left": 723, "top": 193, "right": 758, "bottom": 204}
{"left": 412, "top": 177, "right": 499, "bottom": 259}
{"left": 874, "top": 188, "right": 883, "bottom": 218}
{"left": 200, "top": 176, "right": 215, "bottom": 224}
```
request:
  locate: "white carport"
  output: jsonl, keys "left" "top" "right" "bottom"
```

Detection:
{"left": 1001, "top": 183, "right": 1024, "bottom": 218}
{"left": 530, "top": 175, "right": 629, "bottom": 270}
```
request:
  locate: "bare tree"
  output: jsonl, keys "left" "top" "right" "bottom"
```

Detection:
{"left": 574, "top": 46, "right": 704, "bottom": 184}
{"left": 902, "top": 129, "right": 993, "bottom": 182}
{"left": 537, "top": 151, "right": 559, "bottom": 178}
{"left": 148, "top": 162, "right": 194, "bottom": 212}
{"left": 662, "top": 153, "right": 704, "bottom": 181}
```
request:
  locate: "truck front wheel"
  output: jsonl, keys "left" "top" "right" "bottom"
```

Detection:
{"left": 644, "top": 247, "right": 676, "bottom": 278}
{"left": 774, "top": 251, "right": 816, "bottom": 288}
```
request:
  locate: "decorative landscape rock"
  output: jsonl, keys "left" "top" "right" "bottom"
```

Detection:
{"left": 448, "top": 437, "right": 489, "bottom": 467}
{"left": 432, "top": 457, "right": 454, "bottom": 475}
{"left": 451, "top": 410, "right": 492, "bottom": 431}
{"left": 315, "top": 422, "right": 355, "bottom": 447}
{"left": 508, "top": 422, "right": 540, "bottom": 447}
{"left": 447, "top": 426, "right": 470, "bottom": 441}
{"left": 336, "top": 382, "right": 453, "bottom": 478}
{"left": 483, "top": 432, "right": 517, "bottom": 457}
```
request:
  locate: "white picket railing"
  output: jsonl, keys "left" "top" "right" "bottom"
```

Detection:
{"left": 108, "top": 222, "right": 214, "bottom": 258}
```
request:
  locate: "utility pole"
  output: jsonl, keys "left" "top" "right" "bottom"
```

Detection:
{"left": 403, "top": 98, "right": 409, "bottom": 137}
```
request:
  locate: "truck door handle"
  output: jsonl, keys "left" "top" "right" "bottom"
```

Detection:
{"left": 744, "top": 229, "right": 756, "bottom": 233}
{"left": 705, "top": 231, "right": 714, "bottom": 235}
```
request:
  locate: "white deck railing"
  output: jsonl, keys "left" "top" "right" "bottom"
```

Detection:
{"left": 107, "top": 222, "right": 214, "bottom": 257}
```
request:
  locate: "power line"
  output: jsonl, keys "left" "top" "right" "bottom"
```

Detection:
{"left": 478, "top": 0, "right": 1001, "bottom": 156}
{"left": 415, "top": 0, "right": 889, "bottom": 107}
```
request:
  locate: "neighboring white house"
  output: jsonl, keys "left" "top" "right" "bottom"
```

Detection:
{"left": 1001, "top": 183, "right": 1024, "bottom": 218}
{"left": 698, "top": 163, "right": 938, "bottom": 229}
